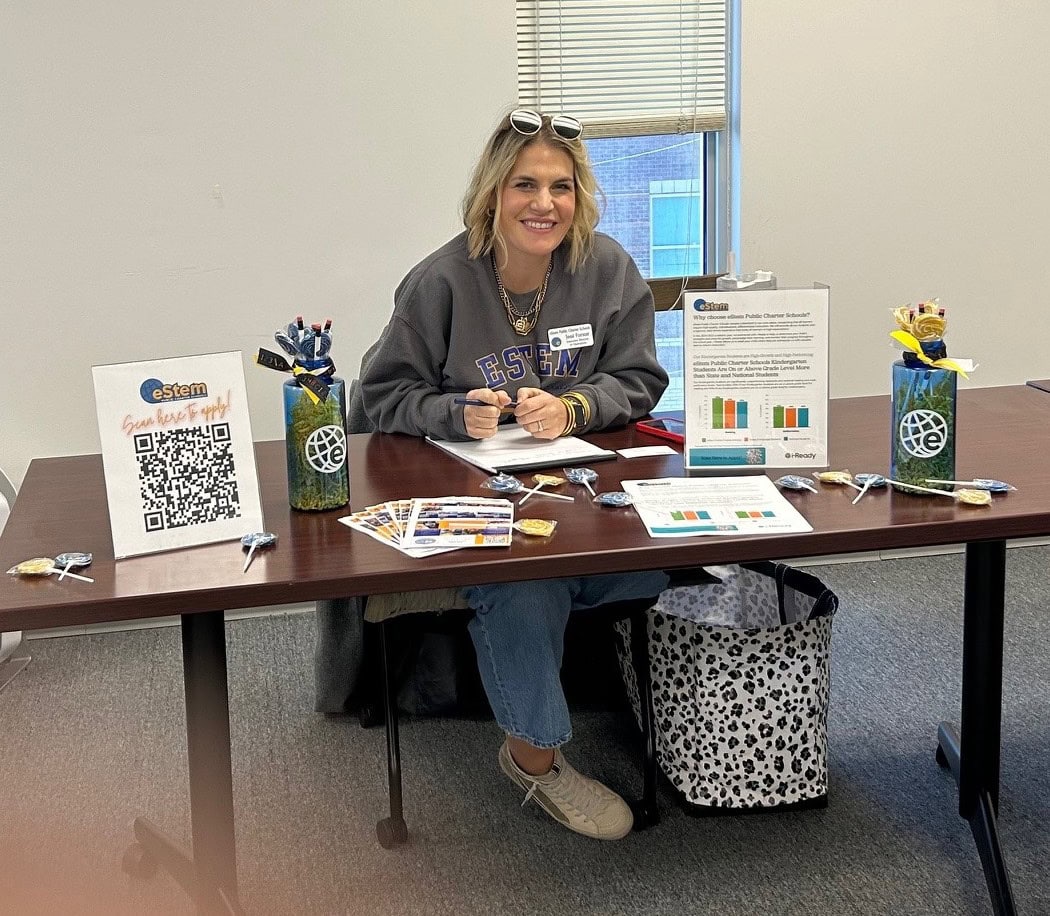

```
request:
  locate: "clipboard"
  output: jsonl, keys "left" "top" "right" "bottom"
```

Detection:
{"left": 426, "top": 425, "right": 617, "bottom": 474}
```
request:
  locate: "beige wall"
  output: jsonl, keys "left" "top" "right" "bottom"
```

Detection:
{"left": 3, "top": 2, "right": 1047, "bottom": 484}
{"left": 0, "top": 2, "right": 515, "bottom": 484}
{"left": 742, "top": 1, "right": 1050, "bottom": 397}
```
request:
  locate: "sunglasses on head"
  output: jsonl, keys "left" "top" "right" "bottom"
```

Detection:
{"left": 509, "top": 108, "right": 584, "bottom": 141}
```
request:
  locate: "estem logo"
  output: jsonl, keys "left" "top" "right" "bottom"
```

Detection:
{"left": 139, "top": 378, "right": 209, "bottom": 404}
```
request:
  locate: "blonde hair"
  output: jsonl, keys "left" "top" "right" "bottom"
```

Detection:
{"left": 462, "top": 111, "right": 602, "bottom": 273}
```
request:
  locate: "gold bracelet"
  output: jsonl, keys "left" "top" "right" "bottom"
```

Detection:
{"left": 559, "top": 391, "right": 591, "bottom": 435}
{"left": 557, "top": 397, "right": 575, "bottom": 437}
{"left": 567, "top": 391, "right": 591, "bottom": 425}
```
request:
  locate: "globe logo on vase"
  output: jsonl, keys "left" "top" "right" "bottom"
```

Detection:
{"left": 304, "top": 425, "right": 347, "bottom": 473}
{"left": 898, "top": 409, "right": 948, "bottom": 458}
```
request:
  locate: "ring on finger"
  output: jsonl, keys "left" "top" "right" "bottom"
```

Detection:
{"left": 537, "top": 421, "right": 544, "bottom": 432}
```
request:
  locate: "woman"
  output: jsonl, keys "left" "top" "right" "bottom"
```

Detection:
{"left": 360, "top": 108, "right": 669, "bottom": 840}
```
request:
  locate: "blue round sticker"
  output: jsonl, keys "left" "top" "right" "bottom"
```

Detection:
{"left": 139, "top": 378, "right": 163, "bottom": 402}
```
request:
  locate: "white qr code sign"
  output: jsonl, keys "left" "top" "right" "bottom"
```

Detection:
{"left": 92, "top": 351, "right": 264, "bottom": 558}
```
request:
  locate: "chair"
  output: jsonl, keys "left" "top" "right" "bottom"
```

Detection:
{"left": 372, "top": 594, "right": 662, "bottom": 848}
{"left": 0, "top": 467, "right": 32, "bottom": 691}
{"left": 316, "top": 275, "right": 723, "bottom": 846}
{"left": 646, "top": 272, "right": 721, "bottom": 311}
{"left": 315, "top": 373, "right": 662, "bottom": 848}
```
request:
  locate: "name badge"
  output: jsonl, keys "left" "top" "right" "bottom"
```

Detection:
{"left": 547, "top": 323, "right": 593, "bottom": 351}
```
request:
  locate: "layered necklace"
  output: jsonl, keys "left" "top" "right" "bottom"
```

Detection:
{"left": 491, "top": 252, "right": 553, "bottom": 336}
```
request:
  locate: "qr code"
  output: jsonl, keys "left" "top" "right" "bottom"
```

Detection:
{"left": 135, "top": 424, "right": 241, "bottom": 531}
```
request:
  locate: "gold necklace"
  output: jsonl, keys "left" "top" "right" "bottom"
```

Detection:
{"left": 491, "top": 253, "right": 553, "bottom": 336}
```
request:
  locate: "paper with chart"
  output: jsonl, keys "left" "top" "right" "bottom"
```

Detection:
{"left": 683, "top": 287, "right": 828, "bottom": 470}
{"left": 622, "top": 476, "right": 812, "bottom": 538}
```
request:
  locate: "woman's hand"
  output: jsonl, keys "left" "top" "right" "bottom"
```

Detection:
{"left": 462, "top": 388, "right": 513, "bottom": 439}
{"left": 514, "top": 388, "right": 570, "bottom": 440}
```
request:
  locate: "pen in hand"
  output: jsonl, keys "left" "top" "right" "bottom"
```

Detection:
{"left": 454, "top": 397, "right": 518, "bottom": 413}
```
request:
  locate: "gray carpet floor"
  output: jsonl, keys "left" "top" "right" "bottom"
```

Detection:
{"left": 1, "top": 547, "right": 1048, "bottom": 916}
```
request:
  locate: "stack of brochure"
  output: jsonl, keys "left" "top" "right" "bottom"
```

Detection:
{"left": 339, "top": 496, "right": 514, "bottom": 557}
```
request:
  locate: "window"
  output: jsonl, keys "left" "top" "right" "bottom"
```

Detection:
{"left": 516, "top": 0, "right": 733, "bottom": 277}
{"left": 651, "top": 179, "right": 703, "bottom": 276}
{"left": 517, "top": 0, "right": 738, "bottom": 412}
{"left": 587, "top": 136, "right": 705, "bottom": 279}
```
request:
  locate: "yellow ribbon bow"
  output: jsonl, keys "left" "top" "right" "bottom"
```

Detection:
{"left": 890, "top": 330, "right": 969, "bottom": 379}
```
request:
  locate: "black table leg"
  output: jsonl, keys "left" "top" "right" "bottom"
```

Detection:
{"left": 629, "top": 609, "right": 660, "bottom": 829}
{"left": 123, "top": 610, "right": 242, "bottom": 915}
{"left": 936, "top": 540, "right": 1016, "bottom": 916}
{"left": 376, "top": 620, "right": 409, "bottom": 849}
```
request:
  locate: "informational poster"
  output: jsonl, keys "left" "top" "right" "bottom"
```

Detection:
{"left": 683, "top": 287, "right": 829, "bottom": 470}
{"left": 622, "top": 476, "right": 812, "bottom": 538}
{"left": 92, "top": 351, "right": 264, "bottom": 558}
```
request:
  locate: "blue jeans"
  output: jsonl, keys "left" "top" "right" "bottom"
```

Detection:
{"left": 461, "top": 571, "right": 669, "bottom": 748}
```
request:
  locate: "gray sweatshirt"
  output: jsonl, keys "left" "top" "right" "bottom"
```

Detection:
{"left": 360, "top": 231, "right": 668, "bottom": 441}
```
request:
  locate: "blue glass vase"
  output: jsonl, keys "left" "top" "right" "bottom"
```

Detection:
{"left": 283, "top": 359, "right": 349, "bottom": 511}
{"left": 890, "top": 343, "right": 956, "bottom": 493}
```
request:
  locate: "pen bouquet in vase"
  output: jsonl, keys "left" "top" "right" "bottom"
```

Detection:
{"left": 256, "top": 317, "right": 349, "bottom": 511}
{"left": 889, "top": 301, "right": 975, "bottom": 492}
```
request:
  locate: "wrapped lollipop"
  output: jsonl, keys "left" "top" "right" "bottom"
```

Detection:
{"left": 889, "top": 479, "right": 992, "bottom": 506}
{"left": 241, "top": 532, "right": 278, "bottom": 573}
{"left": 775, "top": 475, "right": 818, "bottom": 494}
{"left": 7, "top": 556, "right": 94, "bottom": 583}
{"left": 593, "top": 491, "right": 634, "bottom": 507}
{"left": 482, "top": 474, "right": 572, "bottom": 502}
{"left": 518, "top": 474, "right": 567, "bottom": 506}
{"left": 813, "top": 470, "right": 853, "bottom": 487}
{"left": 54, "top": 551, "right": 93, "bottom": 580}
{"left": 851, "top": 473, "right": 888, "bottom": 504}
{"left": 564, "top": 467, "right": 598, "bottom": 497}
{"left": 925, "top": 477, "right": 1015, "bottom": 493}
{"left": 513, "top": 518, "right": 558, "bottom": 537}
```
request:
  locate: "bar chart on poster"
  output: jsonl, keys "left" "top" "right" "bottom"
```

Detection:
{"left": 771, "top": 403, "right": 810, "bottom": 429}
{"left": 683, "top": 288, "right": 829, "bottom": 470}
{"left": 711, "top": 396, "right": 748, "bottom": 429}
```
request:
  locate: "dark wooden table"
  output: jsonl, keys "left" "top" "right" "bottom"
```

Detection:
{"left": 2, "top": 385, "right": 1049, "bottom": 915}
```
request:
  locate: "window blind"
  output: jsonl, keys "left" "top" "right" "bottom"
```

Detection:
{"left": 516, "top": 0, "right": 727, "bottom": 138}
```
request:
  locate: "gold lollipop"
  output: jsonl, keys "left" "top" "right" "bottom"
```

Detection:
{"left": 911, "top": 312, "right": 946, "bottom": 341}
{"left": 7, "top": 557, "right": 56, "bottom": 576}
{"left": 518, "top": 474, "right": 567, "bottom": 506}
{"left": 893, "top": 301, "right": 947, "bottom": 341}
{"left": 813, "top": 470, "right": 854, "bottom": 486}
{"left": 514, "top": 518, "right": 558, "bottom": 537}
{"left": 889, "top": 480, "right": 992, "bottom": 506}
{"left": 6, "top": 556, "right": 95, "bottom": 582}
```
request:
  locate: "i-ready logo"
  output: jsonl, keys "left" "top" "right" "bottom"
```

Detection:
{"left": 139, "top": 378, "right": 209, "bottom": 404}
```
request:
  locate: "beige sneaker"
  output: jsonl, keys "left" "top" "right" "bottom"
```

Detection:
{"left": 498, "top": 741, "right": 633, "bottom": 840}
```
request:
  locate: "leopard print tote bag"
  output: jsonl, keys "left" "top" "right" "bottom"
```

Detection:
{"left": 616, "top": 561, "right": 838, "bottom": 812}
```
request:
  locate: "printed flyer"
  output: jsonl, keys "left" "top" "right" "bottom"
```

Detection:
{"left": 683, "top": 287, "right": 829, "bottom": 470}
{"left": 622, "top": 476, "right": 812, "bottom": 538}
{"left": 92, "top": 351, "right": 263, "bottom": 558}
